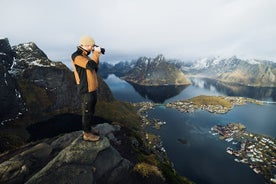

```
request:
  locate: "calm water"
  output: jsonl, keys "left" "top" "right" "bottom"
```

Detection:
{"left": 105, "top": 74, "right": 276, "bottom": 184}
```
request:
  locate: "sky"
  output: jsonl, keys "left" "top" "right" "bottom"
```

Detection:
{"left": 1, "top": 0, "right": 276, "bottom": 66}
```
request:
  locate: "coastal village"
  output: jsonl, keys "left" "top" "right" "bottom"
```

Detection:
{"left": 211, "top": 123, "right": 276, "bottom": 183}
{"left": 133, "top": 96, "right": 276, "bottom": 183}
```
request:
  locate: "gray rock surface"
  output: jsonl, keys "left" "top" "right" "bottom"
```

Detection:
{"left": 0, "top": 124, "right": 131, "bottom": 184}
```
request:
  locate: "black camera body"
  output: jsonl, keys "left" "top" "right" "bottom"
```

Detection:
{"left": 100, "top": 47, "right": 105, "bottom": 55}
{"left": 94, "top": 45, "right": 105, "bottom": 55}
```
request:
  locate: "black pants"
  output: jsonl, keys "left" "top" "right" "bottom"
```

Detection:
{"left": 80, "top": 91, "right": 97, "bottom": 133}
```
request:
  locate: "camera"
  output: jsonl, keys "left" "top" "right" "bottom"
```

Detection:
{"left": 94, "top": 45, "right": 105, "bottom": 55}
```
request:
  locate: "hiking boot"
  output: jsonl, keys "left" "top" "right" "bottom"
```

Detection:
{"left": 83, "top": 132, "right": 100, "bottom": 142}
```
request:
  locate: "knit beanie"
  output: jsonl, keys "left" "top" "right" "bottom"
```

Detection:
{"left": 79, "top": 36, "right": 95, "bottom": 46}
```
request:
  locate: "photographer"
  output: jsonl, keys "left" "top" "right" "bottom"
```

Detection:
{"left": 71, "top": 35, "right": 104, "bottom": 141}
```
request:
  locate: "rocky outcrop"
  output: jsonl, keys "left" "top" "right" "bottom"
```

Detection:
{"left": 122, "top": 55, "right": 190, "bottom": 86}
{"left": 0, "top": 123, "right": 132, "bottom": 184}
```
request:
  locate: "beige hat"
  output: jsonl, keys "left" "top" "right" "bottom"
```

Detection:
{"left": 79, "top": 35, "right": 95, "bottom": 46}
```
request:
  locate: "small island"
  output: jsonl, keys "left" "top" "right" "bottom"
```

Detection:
{"left": 211, "top": 123, "right": 276, "bottom": 183}
{"left": 166, "top": 95, "right": 263, "bottom": 113}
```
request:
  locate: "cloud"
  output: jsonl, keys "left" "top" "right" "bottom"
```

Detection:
{"left": 1, "top": 0, "right": 276, "bottom": 64}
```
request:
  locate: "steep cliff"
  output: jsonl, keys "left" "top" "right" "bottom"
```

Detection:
{"left": 0, "top": 38, "right": 25, "bottom": 123}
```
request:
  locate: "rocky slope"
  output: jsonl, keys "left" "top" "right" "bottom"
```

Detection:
{"left": 0, "top": 123, "right": 169, "bottom": 184}
{"left": 121, "top": 55, "right": 190, "bottom": 86}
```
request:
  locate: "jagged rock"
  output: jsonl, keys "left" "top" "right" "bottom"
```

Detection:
{"left": 25, "top": 136, "right": 111, "bottom": 184}
{"left": 0, "top": 124, "right": 132, "bottom": 184}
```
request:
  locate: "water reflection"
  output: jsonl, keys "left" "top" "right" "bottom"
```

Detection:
{"left": 127, "top": 82, "right": 189, "bottom": 103}
{"left": 191, "top": 77, "right": 276, "bottom": 101}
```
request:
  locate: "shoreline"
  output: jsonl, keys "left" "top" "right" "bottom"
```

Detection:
{"left": 211, "top": 123, "right": 276, "bottom": 183}
{"left": 133, "top": 96, "right": 274, "bottom": 183}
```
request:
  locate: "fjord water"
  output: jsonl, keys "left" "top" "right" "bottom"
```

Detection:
{"left": 105, "top": 74, "right": 276, "bottom": 184}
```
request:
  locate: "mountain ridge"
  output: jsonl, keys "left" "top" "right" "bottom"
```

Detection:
{"left": 99, "top": 55, "right": 276, "bottom": 87}
{"left": 121, "top": 55, "right": 190, "bottom": 86}
{"left": 185, "top": 56, "right": 276, "bottom": 87}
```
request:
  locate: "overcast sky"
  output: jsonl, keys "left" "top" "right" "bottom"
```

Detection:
{"left": 1, "top": 0, "right": 276, "bottom": 65}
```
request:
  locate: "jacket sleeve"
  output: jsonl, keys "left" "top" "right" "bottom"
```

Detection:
{"left": 86, "top": 60, "right": 98, "bottom": 70}
{"left": 73, "top": 55, "right": 98, "bottom": 70}
{"left": 87, "top": 51, "right": 101, "bottom": 71}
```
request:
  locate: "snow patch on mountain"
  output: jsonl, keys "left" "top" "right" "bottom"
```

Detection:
{"left": 246, "top": 59, "right": 261, "bottom": 65}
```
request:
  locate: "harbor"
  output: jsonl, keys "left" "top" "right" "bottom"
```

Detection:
{"left": 211, "top": 123, "right": 276, "bottom": 183}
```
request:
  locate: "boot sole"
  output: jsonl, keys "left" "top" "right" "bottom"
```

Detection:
{"left": 83, "top": 135, "right": 100, "bottom": 142}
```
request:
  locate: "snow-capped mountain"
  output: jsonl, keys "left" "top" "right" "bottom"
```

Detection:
{"left": 186, "top": 56, "right": 276, "bottom": 87}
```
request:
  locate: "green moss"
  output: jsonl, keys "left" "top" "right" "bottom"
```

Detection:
{"left": 133, "top": 162, "right": 164, "bottom": 178}
{"left": 158, "top": 162, "right": 194, "bottom": 184}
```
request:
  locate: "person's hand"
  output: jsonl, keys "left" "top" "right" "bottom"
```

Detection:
{"left": 93, "top": 46, "right": 101, "bottom": 53}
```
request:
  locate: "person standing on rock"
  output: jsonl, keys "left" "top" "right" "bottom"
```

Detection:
{"left": 71, "top": 35, "right": 104, "bottom": 142}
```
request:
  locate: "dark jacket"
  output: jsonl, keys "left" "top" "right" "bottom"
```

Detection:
{"left": 71, "top": 46, "right": 100, "bottom": 94}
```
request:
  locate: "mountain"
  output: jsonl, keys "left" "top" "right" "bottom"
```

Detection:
{"left": 0, "top": 38, "right": 191, "bottom": 184}
{"left": 121, "top": 55, "right": 190, "bottom": 86}
{"left": 98, "top": 60, "right": 136, "bottom": 78}
{"left": 0, "top": 39, "right": 114, "bottom": 124}
{"left": 0, "top": 38, "right": 114, "bottom": 151}
{"left": 185, "top": 56, "right": 276, "bottom": 87}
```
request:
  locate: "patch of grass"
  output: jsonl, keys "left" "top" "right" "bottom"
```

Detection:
{"left": 135, "top": 149, "right": 193, "bottom": 184}
{"left": 133, "top": 162, "right": 164, "bottom": 179}
{"left": 137, "top": 153, "right": 159, "bottom": 166}
{"left": 158, "top": 162, "right": 194, "bottom": 184}
{"left": 189, "top": 95, "right": 232, "bottom": 108}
